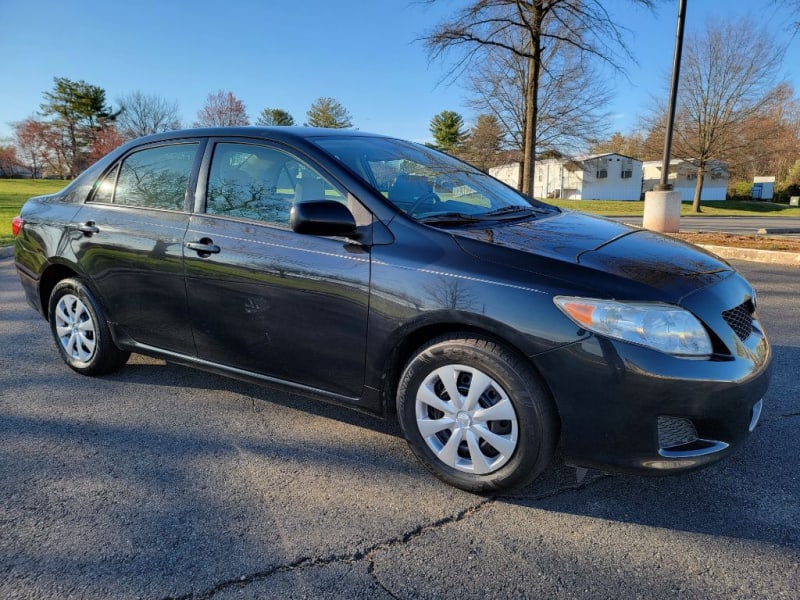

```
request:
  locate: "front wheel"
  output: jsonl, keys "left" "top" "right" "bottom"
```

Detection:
{"left": 397, "top": 335, "right": 558, "bottom": 493}
{"left": 48, "top": 278, "right": 130, "bottom": 375}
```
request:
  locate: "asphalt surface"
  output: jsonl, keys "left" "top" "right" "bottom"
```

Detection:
{"left": 1, "top": 256, "right": 798, "bottom": 600}
{"left": 613, "top": 215, "right": 800, "bottom": 236}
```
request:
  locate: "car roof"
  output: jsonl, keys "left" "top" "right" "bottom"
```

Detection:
{"left": 131, "top": 126, "right": 389, "bottom": 147}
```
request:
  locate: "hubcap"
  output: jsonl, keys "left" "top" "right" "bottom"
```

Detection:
{"left": 415, "top": 364, "right": 519, "bottom": 475}
{"left": 54, "top": 293, "right": 96, "bottom": 363}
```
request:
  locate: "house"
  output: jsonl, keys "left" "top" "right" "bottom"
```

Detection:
{"left": 642, "top": 159, "right": 729, "bottom": 201}
{"left": 489, "top": 153, "right": 643, "bottom": 201}
{"left": 751, "top": 176, "right": 775, "bottom": 200}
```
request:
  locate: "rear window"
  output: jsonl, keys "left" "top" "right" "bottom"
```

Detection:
{"left": 92, "top": 143, "right": 198, "bottom": 210}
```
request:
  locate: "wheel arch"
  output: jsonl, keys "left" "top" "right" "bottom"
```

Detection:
{"left": 379, "top": 320, "right": 561, "bottom": 430}
{"left": 38, "top": 263, "right": 82, "bottom": 320}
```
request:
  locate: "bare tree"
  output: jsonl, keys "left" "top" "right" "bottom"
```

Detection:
{"left": 194, "top": 90, "right": 249, "bottom": 127}
{"left": 588, "top": 131, "right": 647, "bottom": 160}
{"left": 14, "top": 118, "right": 52, "bottom": 178}
{"left": 422, "top": 0, "right": 654, "bottom": 195}
{"left": 771, "top": 0, "right": 800, "bottom": 31}
{"left": 88, "top": 124, "right": 126, "bottom": 164}
{"left": 725, "top": 83, "right": 800, "bottom": 186}
{"left": 465, "top": 26, "right": 613, "bottom": 179}
{"left": 117, "top": 91, "right": 182, "bottom": 139}
{"left": 663, "top": 19, "right": 787, "bottom": 211}
{"left": 0, "top": 145, "right": 21, "bottom": 177}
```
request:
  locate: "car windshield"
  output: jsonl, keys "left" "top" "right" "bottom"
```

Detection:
{"left": 311, "top": 135, "right": 558, "bottom": 223}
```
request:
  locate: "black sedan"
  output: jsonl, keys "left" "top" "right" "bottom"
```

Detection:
{"left": 12, "top": 127, "right": 771, "bottom": 492}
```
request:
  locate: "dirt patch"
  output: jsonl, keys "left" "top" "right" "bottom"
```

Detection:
{"left": 670, "top": 232, "right": 800, "bottom": 252}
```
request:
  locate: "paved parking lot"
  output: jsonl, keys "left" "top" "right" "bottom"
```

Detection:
{"left": 1, "top": 255, "right": 798, "bottom": 599}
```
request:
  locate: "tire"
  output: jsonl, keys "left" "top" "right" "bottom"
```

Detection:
{"left": 48, "top": 278, "right": 130, "bottom": 375}
{"left": 397, "top": 334, "right": 558, "bottom": 493}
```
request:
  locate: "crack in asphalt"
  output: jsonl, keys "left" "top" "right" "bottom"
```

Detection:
{"left": 760, "top": 411, "right": 800, "bottom": 423}
{"left": 160, "top": 471, "right": 610, "bottom": 600}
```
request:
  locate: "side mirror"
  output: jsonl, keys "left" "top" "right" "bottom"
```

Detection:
{"left": 290, "top": 200, "right": 358, "bottom": 237}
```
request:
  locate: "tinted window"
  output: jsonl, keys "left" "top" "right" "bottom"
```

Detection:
{"left": 92, "top": 164, "right": 119, "bottom": 204}
{"left": 206, "top": 143, "right": 344, "bottom": 226}
{"left": 110, "top": 144, "right": 198, "bottom": 210}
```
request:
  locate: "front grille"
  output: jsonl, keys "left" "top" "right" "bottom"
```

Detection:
{"left": 722, "top": 301, "right": 754, "bottom": 341}
{"left": 658, "top": 416, "right": 699, "bottom": 449}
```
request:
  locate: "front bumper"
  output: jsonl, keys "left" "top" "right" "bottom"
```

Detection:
{"left": 533, "top": 273, "right": 771, "bottom": 475}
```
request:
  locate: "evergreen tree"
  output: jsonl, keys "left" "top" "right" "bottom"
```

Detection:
{"left": 305, "top": 97, "right": 353, "bottom": 128}
{"left": 256, "top": 108, "right": 295, "bottom": 126}
{"left": 463, "top": 114, "right": 504, "bottom": 171}
{"left": 429, "top": 111, "right": 467, "bottom": 153}
{"left": 40, "top": 77, "right": 118, "bottom": 176}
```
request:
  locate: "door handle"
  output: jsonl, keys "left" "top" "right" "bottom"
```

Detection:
{"left": 185, "top": 239, "right": 221, "bottom": 257}
{"left": 77, "top": 221, "right": 99, "bottom": 236}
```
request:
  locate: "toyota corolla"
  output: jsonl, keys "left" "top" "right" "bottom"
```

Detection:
{"left": 12, "top": 127, "right": 771, "bottom": 492}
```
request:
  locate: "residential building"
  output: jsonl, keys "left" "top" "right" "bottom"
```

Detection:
{"left": 642, "top": 159, "right": 729, "bottom": 201}
{"left": 490, "top": 153, "right": 643, "bottom": 201}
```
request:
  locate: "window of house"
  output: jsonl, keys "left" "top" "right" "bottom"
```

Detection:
{"left": 621, "top": 157, "right": 633, "bottom": 179}
{"left": 595, "top": 156, "right": 609, "bottom": 179}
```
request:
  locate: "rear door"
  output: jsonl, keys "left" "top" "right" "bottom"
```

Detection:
{"left": 184, "top": 139, "right": 371, "bottom": 398}
{"left": 70, "top": 140, "right": 202, "bottom": 354}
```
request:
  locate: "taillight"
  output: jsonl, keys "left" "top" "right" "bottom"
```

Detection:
{"left": 11, "top": 216, "right": 23, "bottom": 237}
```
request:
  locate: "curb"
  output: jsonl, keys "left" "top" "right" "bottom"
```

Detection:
{"left": 757, "top": 227, "right": 800, "bottom": 234}
{"left": 0, "top": 246, "right": 14, "bottom": 259}
{"left": 698, "top": 244, "right": 800, "bottom": 266}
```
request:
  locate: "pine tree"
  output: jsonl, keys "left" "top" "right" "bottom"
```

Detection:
{"left": 430, "top": 111, "right": 467, "bottom": 153}
{"left": 305, "top": 97, "right": 353, "bottom": 128}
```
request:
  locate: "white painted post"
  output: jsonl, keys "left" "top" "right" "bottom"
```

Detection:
{"left": 643, "top": 190, "right": 681, "bottom": 233}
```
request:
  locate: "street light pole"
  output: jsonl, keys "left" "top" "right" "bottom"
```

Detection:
{"left": 643, "top": 0, "right": 688, "bottom": 233}
{"left": 654, "top": 0, "right": 687, "bottom": 192}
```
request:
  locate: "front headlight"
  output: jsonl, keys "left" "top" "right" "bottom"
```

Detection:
{"left": 554, "top": 296, "right": 712, "bottom": 357}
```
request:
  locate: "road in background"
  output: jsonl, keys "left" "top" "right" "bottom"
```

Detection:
{"left": 613, "top": 215, "right": 800, "bottom": 235}
{"left": 1, "top": 257, "right": 798, "bottom": 599}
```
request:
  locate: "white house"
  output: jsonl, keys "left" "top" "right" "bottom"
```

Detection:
{"left": 489, "top": 153, "right": 643, "bottom": 201}
{"left": 752, "top": 176, "right": 775, "bottom": 200}
{"left": 642, "top": 159, "right": 729, "bottom": 201}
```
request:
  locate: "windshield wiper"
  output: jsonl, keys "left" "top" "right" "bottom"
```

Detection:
{"left": 418, "top": 212, "right": 483, "bottom": 226}
{"left": 482, "top": 205, "right": 548, "bottom": 218}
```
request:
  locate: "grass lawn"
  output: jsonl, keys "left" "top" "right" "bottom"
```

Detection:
{"left": 1, "top": 179, "right": 68, "bottom": 246}
{"left": 548, "top": 198, "right": 800, "bottom": 217}
{"left": 2, "top": 178, "right": 800, "bottom": 247}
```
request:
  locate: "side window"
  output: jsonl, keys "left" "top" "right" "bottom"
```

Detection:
{"left": 206, "top": 142, "right": 345, "bottom": 226}
{"left": 92, "top": 164, "right": 119, "bottom": 204}
{"left": 110, "top": 144, "right": 198, "bottom": 210}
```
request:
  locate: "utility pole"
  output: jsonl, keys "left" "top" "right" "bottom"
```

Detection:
{"left": 643, "top": 0, "right": 687, "bottom": 232}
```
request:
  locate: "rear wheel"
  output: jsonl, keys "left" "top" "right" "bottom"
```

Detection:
{"left": 397, "top": 335, "right": 558, "bottom": 492}
{"left": 48, "top": 278, "right": 130, "bottom": 375}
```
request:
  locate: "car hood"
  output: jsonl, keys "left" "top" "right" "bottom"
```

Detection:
{"left": 452, "top": 210, "right": 732, "bottom": 300}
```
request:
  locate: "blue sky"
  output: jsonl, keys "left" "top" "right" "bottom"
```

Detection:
{"left": 1, "top": 0, "right": 798, "bottom": 145}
